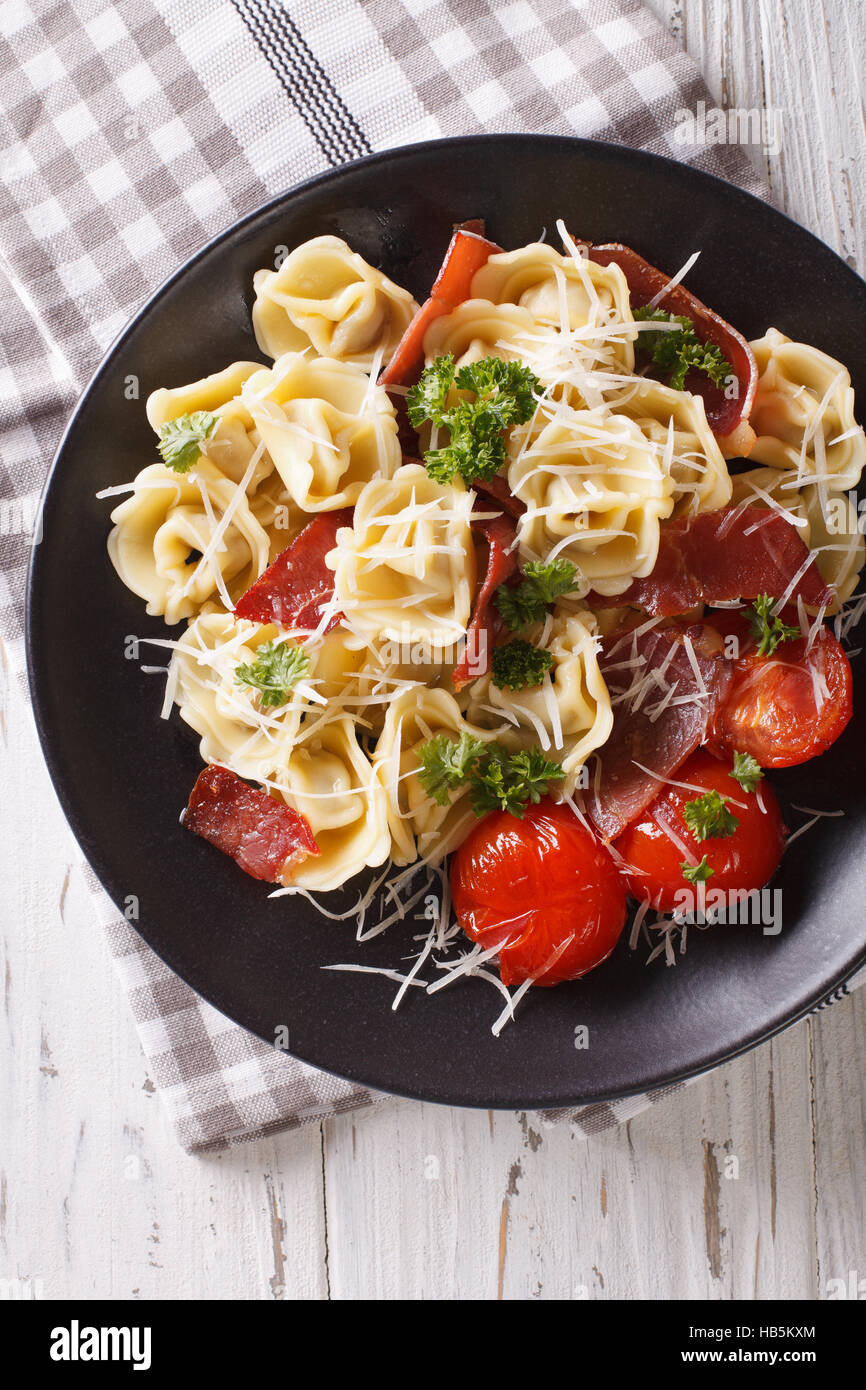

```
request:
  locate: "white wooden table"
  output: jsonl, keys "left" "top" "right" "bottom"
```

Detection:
{"left": 2, "top": 0, "right": 864, "bottom": 1301}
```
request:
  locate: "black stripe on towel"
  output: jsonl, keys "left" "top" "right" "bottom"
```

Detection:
{"left": 233, "top": 0, "right": 372, "bottom": 165}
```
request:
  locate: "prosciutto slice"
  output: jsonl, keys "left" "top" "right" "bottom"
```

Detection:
{"left": 587, "top": 241, "right": 758, "bottom": 440}
{"left": 453, "top": 505, "right": 519, "bottom": 690}
{"left": 380, "top": 220, "right": 502, "bottom": 390}
{"left": 471, "top": 473, "right": 526, "bottom": 519}
{"left": 184, "top": 765, "right": 319, "bottom": 883}
{"left": 234, "top": 508, "right": 352, "bottom": 631}
{"left": 588, "top": 622, "right": 733, "bottom": 841}
{"left": 590, "top": 506, "right": 833, "bottom": 617}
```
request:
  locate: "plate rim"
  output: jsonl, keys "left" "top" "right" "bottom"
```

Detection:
{"left": 24, "top": 131, "right": 866, "bottom": 1110}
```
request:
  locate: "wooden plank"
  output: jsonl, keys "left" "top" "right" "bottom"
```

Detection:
{"left": 0, "top": 654, "right": 328, "bottom": 1300}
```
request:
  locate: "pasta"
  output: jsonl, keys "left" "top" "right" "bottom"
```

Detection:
{"left": 373, "top": 688, "right": 496, "bottom": 865}
{"left": 327, "top": 462, "right": 476, "bottom": 649}
{"left": 471, "top": 242, "right": 636, "bottom": 372}
{"left": 251, "top": 235, "right": 418, "bottom": 369}
{"left": 107, "top": 458, "right": 270, "bottom": 624}
{"left": 278, "top": 717, "right": 391, "bottom": 891}
{"left": 170, "top": 613, "right": 307, "bottom": 777}
{"left": 465, "top": 607, "right": 613, "bottom": 793}
{"left": 100, "top": 221, "right": 865, "bottom": 937}
{"left": 241, "top": 353, "right": 400, "bottom": 512}
{"left": 508, "top": 406, "right": 675, "bottom": 595}
{"left": 422, "top": 299, "right": 539, "bottom": 369}
{"left": 146, "top": 361, "right": 274, "bottom": 492}
{"left": 608, "top": 377, "right": 732, "bottom": 515}
{"left": 749, "top": 328, "right": 866, "bottom": 490}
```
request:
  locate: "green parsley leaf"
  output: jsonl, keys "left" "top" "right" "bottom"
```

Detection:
{"left": 682, "top": 790, "right": 740, "bottom": 842}
{"left": 729, "top": 751, "right": 764, "bottom": 794}
{"left": 417, "top": 731, "right": 487, "bottom": 806}
{"left": 495, "top": 558, "right": 583, "bottom": 630}
{"left": 235, "top": 641, "right": 311, "bottom": 708}
{"left": 682, "top": 855, "right": 714, "bottom": 885}
{"left": 633, "top": 306, "right": 732, "bottom": 394}
{"left": 453, "top": 357, "right": 539, "bottom": 426}
{"left": 407, "top": 354, "right": 541, "bottom": 487}
{"left": 491, "top": 639, "right": 554, "bottom": 691}
{"left": 469, "top": 745, "right": 565, "bottom": 819}
{"left": 415, "top": 735, "right": 564, "bottom": 820}
{"left": 424, "top": 398, "right": 507, "bottom": 484}
{"left": 748, "top": 593, "right": 801, "bottom": 657}
{"left": 406, "top": 355, "right": 455, "bottom": 428}
{"left": 158, "top": 411, "right": 218, "bottom": 473}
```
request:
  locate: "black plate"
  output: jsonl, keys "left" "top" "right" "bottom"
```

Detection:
{"left": 27, "top": 135, "right": 866, "bottom": 1109}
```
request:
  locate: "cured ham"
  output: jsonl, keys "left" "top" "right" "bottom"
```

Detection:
{"left": 234, "top": 508, "right": 352, "bottom": 631}
{"left": 453, "top": 505, "right": 520, "bottom": 690}
{"left": 588, "top": 622, "right": 733, "bottom": 841}
{"left": 471, "top": 473, "right": 526, "bottom": 519}
{"left": 590, "top": 506, "right": 833, "bottom": 617}
{"left": 184, "top": 764, "right": 319, "bottom": 883}
{"left": 587, "top": 241, "right": 758, "bottom": 440}
{"left": 380, "top": 220, "right": 502, "bottom": 389}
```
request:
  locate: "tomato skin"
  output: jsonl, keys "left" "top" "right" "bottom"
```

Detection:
{"left": 613, "top": 750, "right": 786, "bottom": 913}
{"left": 450, "top": 799, "right": 627, "bottom": 987}
{"left": 712, "top": 627, "right": 853, "bottom": 768}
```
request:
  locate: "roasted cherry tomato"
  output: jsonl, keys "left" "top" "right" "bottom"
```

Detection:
{"left": 712, "top": 626, "right": 853, "bottom": 768}
{"left": 450, "top": 799, "right": 627, "bottom": 987}
{"left": 613, "top": 749, "right": 786, "bottom": 912}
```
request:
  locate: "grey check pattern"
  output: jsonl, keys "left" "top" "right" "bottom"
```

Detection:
{"left": 2, "top": 0, "right": 836, "bottom": 1153}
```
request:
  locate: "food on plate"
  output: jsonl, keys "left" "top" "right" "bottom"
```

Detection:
{"left": 101, "top": 218, "right": 864, "bottom": 1022}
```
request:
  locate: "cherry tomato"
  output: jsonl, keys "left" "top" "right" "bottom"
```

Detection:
{"left": 613, "top": 749, "right": 786, "bottom": 912}
{"left": 450, "top": 799, "right": 627, "bottom": 987}
{"left": 713, "top": 626, "right": 852, "bottom": 768}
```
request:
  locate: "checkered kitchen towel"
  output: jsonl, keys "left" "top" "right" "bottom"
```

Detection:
{"left": 1, "top": 0, "right": 842, "bottom": 1152}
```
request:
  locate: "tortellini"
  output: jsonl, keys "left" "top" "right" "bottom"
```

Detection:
{"left": 508, "top": 407, "right": 675, "bottom": 595}
{"left": 609, "top": 378, "right": 732, "bottom": 515}
{"left": 465, "top": 608, "right": 613, "bottom": 794}
{"left": 749, "top": 328, "right": 866, "bottom": 489}
{"left": 242, "top": 353, "right": 400, "bottom": 512}
{"left": 423, "top": 299, "right": 539, "bottom": 369}
{"left": 170, "top": 613, "right": 306, "bottom": 777}
{"left": 251, "top": 235, "right": 419, "bottom": 369}
{"left": 327, "top": 463, "right": 477, "bottom": 649}
{"left": 146, "top": 361, "right": 274, "bottom": 492}
{"left": 471, "top": 243, "right": 636, "bottom": 371}
{"left": 107, "top": 459, "right": 270, "bottom": 624}
{"left": 278, "top": 717, "right": 391, "bottom": 891}
{"left": 373, "top": 688, "right": 495, "bottom": 866}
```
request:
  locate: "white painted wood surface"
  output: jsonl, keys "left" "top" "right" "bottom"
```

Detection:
{"left": 2, "top": 0, "right": 865, "bottom": 1301}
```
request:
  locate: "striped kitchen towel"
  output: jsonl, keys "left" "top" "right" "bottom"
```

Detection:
{"left": 1, "top": 0, "right": 826, "bottom": 1153}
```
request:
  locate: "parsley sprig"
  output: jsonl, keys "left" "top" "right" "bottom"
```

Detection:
{"left": 682, "top": 790, "right": 740, "bottom": 842}
{"left": 417, "top": 733, "right": 564, "bottom": 819}
{"left": 416, "top": 731, "right": 487, "bottom": 806}
{"left": 633, "top": 306, "right": 732, "bottom": 392}
{"left": 748, "top": 594, "right": 801, "bottom": 657}
{"left": 158, "top": 411, "right": 218, "bottom": 473}
{"left": 406, "top": 354, "right": 541, "bottom": 486}
{"left": 471, "top": 746, "right": 565, "bottom": 818}
{"left": 491, "top": 639, "right": 554, "bottom": 691}
{"left": 495, "top": 559, "right": 583, "bottom": 630}
{"left": 235, "top": 641, "right": 311, "bottom": 707}
{"left": 682, "top": 855, "right": 714, "bottom": 885}
{"left": 729, "top": 751, "right": 764, "bottom": 793}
